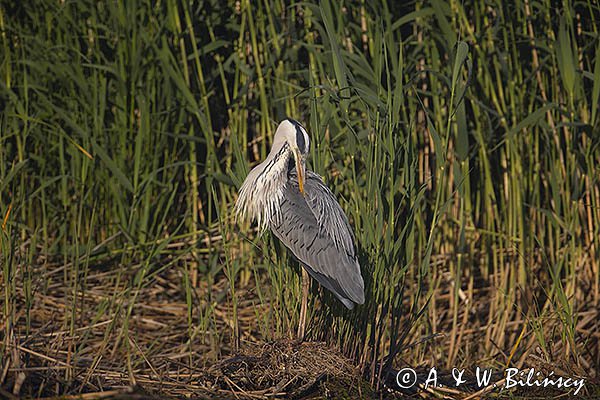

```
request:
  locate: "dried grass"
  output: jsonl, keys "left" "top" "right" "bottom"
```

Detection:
{"left": 1, "top": 246, "right": 598, "bottom": 399}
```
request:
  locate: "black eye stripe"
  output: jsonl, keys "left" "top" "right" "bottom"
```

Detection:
{"left": 285, "top": 117, "right": 307, "bottom": 154}
{"left": 296, "top": 126, "right": 306, "bottom": 153}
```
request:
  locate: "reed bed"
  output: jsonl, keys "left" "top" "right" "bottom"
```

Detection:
{"left": 1, "top": 0, "right": 599, "bottom": 398}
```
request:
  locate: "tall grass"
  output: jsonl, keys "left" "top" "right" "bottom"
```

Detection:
{"left": 1, "top": 0, "right": 599, "bottom": 396}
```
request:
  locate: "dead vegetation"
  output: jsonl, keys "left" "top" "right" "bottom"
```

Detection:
{"left": 1, "top": 246, "right": 598, "bottom": 399}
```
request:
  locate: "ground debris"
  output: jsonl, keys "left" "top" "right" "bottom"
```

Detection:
{"left": 199, "top": 339, "right": 366, "bottom": 399}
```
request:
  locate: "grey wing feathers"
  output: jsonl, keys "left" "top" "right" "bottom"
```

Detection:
{"left": 303, "top": 173, "right": 356, "bottom": 254}
{"left": 270, "top": 171, "right": 364, "bottom": 308}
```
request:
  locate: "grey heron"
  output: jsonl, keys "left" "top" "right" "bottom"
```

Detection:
{"left": 235, "top": 118, "right": 365, "bottom": 337}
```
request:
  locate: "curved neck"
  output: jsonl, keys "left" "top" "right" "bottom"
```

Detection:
{"left": 235, "top": 142, "right": 292, "bottom": 230}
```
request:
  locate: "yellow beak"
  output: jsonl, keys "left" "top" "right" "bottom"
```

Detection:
{"left": 294, "top": 150, "right": 305, "bottom": 195}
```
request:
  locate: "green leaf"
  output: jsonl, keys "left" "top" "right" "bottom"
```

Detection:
{"left": 452, "top": 42, "right": 469, "bottom": 92}
{"left": 431, "top": 0, "right": 456, "bottom": 47}
{"left": 390, "top": 8, "right": 435, "bottom": 31}
{"left": 556, "top": 18, "right": 576, "bottom": 98}
{"left": 591, "top": 43, "right": 600, "bottom": 125}
{"left": 502, "top": 103, "right": 555, "bottom": 145}
{"left": 0, "top": 160, "right": 28, "bottom": 194}
{"left": 320, "top": 0, "right": 350, "bottom": 115}
{"left": 91, "top": 139, "right": 134, "bottom": 193}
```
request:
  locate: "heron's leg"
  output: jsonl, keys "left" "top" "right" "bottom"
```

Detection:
{"left": 297, "top": 268, "right": 310, "bottom": 339}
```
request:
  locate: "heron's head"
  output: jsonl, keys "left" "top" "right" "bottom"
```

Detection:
{"left": 235, "top": 118, "right": 311, "bottom": 228}
{"left": 274, "top": 118, "right": 310, "bottom": 194}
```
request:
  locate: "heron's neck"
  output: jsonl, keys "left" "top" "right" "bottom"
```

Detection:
{"left": 236, "top": 143, "right": 291, "bottom": 230}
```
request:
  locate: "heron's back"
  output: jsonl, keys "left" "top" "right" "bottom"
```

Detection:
{"left": 270, "top": 170, "right": 364, "bottom": 309}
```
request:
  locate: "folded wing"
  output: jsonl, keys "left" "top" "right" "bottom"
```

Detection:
{"left": 270, "top": 171, "right": 364, "bottom": 309}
